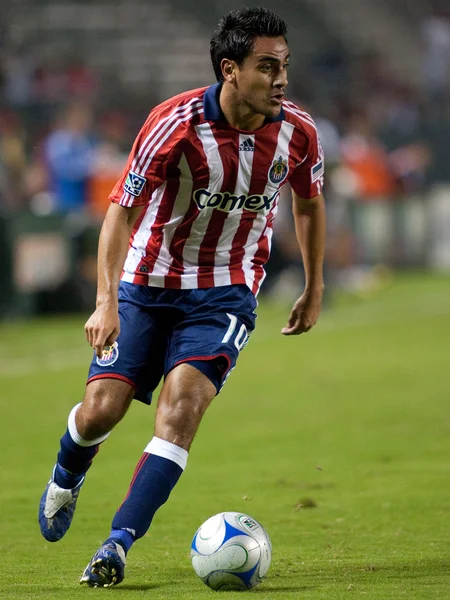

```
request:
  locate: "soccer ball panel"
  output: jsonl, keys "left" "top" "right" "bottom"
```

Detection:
{"left": 192, "top": 542, "right": 248, "bottom": 577}
{"left": 192, "top": 513, "right": 226, "bottom": 555}
{"left": 258, "top": 537, "right": 272, "bottom": 578}
{"left": 207, "top": 571, "right": 248, "bottom": 591}
{"left": 191, "top": 511, "right": 272, "bottom": 591}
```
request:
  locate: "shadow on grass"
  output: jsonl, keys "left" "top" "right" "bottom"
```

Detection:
{"left": 253, "top": 585, "right": 314, "bottom": 593}
{"left": 16, "top": 583, "right": 164, "bottom": 593}
{"left": 107, "top": 583, "right": 163, "bottom": 591}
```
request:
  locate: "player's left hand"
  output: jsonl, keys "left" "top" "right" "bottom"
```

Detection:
{"left": 281, "top": 285, "right": 324, "bottom": 336}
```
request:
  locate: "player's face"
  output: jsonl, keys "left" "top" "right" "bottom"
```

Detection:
{"left": 235, "top": 36, "right": 289, "bottom": 119}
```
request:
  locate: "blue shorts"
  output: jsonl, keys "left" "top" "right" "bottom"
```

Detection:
{"left": 87, "top": 282, "right": 257, "bottom": 404}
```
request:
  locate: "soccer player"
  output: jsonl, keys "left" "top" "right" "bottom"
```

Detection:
{"left": 38, "top": 7, "right": 326, "bottom": 587}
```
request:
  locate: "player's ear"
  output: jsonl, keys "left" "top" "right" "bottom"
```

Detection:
{"left": 221, "top": 59, "right": 236, "bottom": 83}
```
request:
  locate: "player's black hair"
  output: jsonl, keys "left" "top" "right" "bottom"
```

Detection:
{"left": 210, "top": 7, "right": 288, "bottom": 82}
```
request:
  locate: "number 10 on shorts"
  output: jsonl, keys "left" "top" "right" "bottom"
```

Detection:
{"left": 221, "top": 313, "right": 249, "bottom": 351}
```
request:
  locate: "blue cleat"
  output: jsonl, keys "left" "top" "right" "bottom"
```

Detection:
{"left": 38, "top": 468, "right": 84, "bottom": 542}
{"left": 80, "top": 541, "right": 127, "bottom": 587}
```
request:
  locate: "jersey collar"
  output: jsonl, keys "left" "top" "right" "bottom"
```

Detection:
{"left": 203, "top": 82, "right": 285, "bottom": 123}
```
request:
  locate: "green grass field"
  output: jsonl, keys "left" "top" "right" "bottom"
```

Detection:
{"left": 1, "top": 272, "right": 449, "bottom": 599}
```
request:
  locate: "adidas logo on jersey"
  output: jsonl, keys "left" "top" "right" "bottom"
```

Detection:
{"left": 239, "top": 138, "right": 254, "bottom": 152}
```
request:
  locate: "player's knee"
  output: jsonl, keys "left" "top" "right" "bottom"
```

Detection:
{"left": 159, "top": 390, "right": 206, "bottom": 433}
{"left": 78, "top": 381, "right": 131, "bottom": 439}
{"left": 76, "top": 402, "right": 114, "bottom": 440}
{"left": 156, "top": 364, "right": 216, "bottom": 446}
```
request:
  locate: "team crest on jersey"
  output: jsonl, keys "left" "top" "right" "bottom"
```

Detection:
{"left": 96, "top": 342, "right": 119, "bottom": 367}
{"left": 268, "top": 155, "right": 289, "bottom": 184}
{"left": 124, "top": 171, "right": 146, "bottom": 197}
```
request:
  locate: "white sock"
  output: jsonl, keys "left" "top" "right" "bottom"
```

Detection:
{"left": 144, "top": 436, "right": 188, "bottom": 470}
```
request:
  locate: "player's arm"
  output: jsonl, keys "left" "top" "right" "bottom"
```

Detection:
{"left": 84, "top": 100, "right": 174, "bottom": 357}
{"left": 85, "top": 99, "right": 186, "bottom": 355}
{"left": 85, "top": 203, "right": 143, "bottom": 357}
{"left": 281, "top": 192, "right": 326, "bottom": 336}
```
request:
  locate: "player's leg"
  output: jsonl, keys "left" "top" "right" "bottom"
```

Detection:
{"left": 38, "top": 284, "right": 166, "bottom": 543}
{"left": 154, "top": 361, "right": 217, "bottom": 447}
{"left": 38, "top": 379, "right": 134, "bottom": 543}
{"left": 80, "top": 363, "right": 216, "bottom": 588}
{"left": 109, "top": 362, "right": 217, "bottom": 543}
{"left": 80, "top": 285, "right": 256, "bottom": 587}
{"left": 57, "top": 379, "right": 134, "bottom": 484}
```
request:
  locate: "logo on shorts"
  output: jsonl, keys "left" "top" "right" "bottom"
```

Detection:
{"left": 268, "top": 155, "right": 289, "bottom": 184}
{"left": 96, "top": 342, "right": 119, "bottom": 367}
{"left": 124, "top": 170, "right": 146, "bottom": 197}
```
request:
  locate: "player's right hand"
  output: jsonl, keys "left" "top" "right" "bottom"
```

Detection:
{"left": 84, "top": 304, "right": 120, "bottom": 358}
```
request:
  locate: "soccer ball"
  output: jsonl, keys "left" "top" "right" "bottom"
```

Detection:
{"left": 190, "top": 511, "right": 272, "bottom": 591}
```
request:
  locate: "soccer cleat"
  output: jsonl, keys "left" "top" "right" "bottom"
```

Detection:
{"left": 38, "top": 468, "right": 84, "bottom": 542}
{"left": 80, "top": 541, "right": 127, "bottom": 587}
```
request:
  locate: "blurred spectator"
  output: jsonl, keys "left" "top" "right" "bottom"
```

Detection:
{"left": 26, "top": 103, "right": 101, "bottom": 309}
{"left": 66, "top": 58, "right": 98, "bottom": 100}
{"left": 420, "top": 111, "right": 450, "bottom": 184}
{"left": 33, "top": 57, "right": 70, "bottom": 106}
{"left": 339, "top": 111, "right": 398, "bottom": 200}
{"left": 336, "top": 110, "right": 431, "bottom": 270}
{"left": 378, "top": 84, "right": 422, "bottom": 144}
{"left": 88, "top": 111, "right": 128, "bottom": 220}
{"left": 422, "top": 4, "right": 450, "bottom": 105}
{"left": 349, "top": 50, "right": 396, "bottom": 120}
{"left": 0, "top": 110, "right": 27, "bottom": 212}
{"left": 2, "top": 45, "right": 35, "bottom": 107}
{"left": 41, "top": 102, "right": 96, "bottom": 214}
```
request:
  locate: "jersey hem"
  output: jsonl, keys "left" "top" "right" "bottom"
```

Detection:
{"left": 121, "top": 271, "right": 260, "bottom": 295}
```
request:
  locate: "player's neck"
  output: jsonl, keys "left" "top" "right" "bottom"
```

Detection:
{"left": 219, "top": 85, "right": 265, "bottom": 131}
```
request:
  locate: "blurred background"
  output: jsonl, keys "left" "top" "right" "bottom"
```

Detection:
{"left": 1, "top": 0, "right": 450, "bottom": 316}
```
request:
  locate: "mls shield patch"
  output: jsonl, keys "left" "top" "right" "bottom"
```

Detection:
{"left": 124, "top": 171, "right": 146, "bottom": 197}
{"left": 268, "top": 155, "right": 289, "bottom": 185}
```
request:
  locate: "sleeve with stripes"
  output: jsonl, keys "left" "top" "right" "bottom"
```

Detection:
{"left": 109, "top": 103, "right": 186, "bottom": 208}
{"left": 289, "top": 125, "right": 325, "bottom": 199}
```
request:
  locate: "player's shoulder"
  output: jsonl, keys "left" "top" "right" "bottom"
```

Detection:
{"left": 150, "top": 87, "right": 207, "bottom": 120}
{"left": 139, "top": 87, "right": 207, "bottom": 142}
{"left": 282, "top": 98, "right": 319, "bottom": 138}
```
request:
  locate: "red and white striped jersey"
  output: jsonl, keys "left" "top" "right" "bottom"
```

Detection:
{"left": 110, "top": 83, "right": 324, "bottom": 296}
